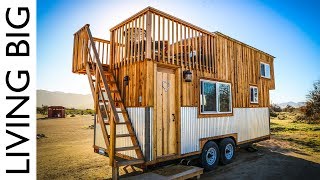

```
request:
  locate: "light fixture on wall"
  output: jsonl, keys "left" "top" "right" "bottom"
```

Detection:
{"left": 183, "top": 70, "right": 192, "bottom": 82}
{"left": 123, "top": 76, "right": 129, "bottom": 86}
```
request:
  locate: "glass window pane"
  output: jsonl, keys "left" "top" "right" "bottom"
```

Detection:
{"left": 265, "top": 64, "right": 270, "bottom": 78}
{"left": 260, "top": 63, "right": 265, "bottom": 77}
{"left": 218, "top": 83, "right": 231, "bottom": 112}
{"left": 202, "top": 82, "right": 216, "bottom": 112}
{"left": 250, "top": 87, "right": 254, "bottom": 102}
{"left": 254, "top": 88, "right": 258, "bottom": 102}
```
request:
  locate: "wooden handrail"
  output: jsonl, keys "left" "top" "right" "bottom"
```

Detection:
{"left": 148, "top": 7, "right": 214, "bottom": 36}
{"left": 110, "top": 7, "right": 150, "bottom": 31}
{"left": 93, "top": 37, "right": 110, "bottom": 43}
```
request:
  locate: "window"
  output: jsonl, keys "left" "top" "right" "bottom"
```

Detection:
{"left": 200, "top": 80, "right": 232, "bottom": 114}
{"left": 250, "top": 86, "right": 258, "bottom": 103}
{"left": 260, "top": 62, "right": 270, "bottom": 78}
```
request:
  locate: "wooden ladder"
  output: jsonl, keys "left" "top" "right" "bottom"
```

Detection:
{"left": 73, "top": 24, "right": 144, "bottom": 174}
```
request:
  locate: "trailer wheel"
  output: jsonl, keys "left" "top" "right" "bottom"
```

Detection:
{"left": 219, "top": 138, "right": 235, "bottom": 165}
{"left": 201, "top": 141, "right": 220, "bottom": 171}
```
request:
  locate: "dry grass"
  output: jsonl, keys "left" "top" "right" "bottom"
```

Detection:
{"left": 37, "top": 115, "right": 141, "bottom": 180}
{"left": 271, "top": 112, "right": 320, "bottom": 154}
{"left": 37, "top": 113, "right": 320, "bottom": 179}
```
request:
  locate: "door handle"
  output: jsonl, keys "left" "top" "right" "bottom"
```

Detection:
{"left": 172, "top": 114, "right": 175, "bottom": 122}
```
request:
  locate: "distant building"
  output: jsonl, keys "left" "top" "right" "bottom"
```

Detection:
{"left": 48, "top": 106, "right": 65, "bottom": 118}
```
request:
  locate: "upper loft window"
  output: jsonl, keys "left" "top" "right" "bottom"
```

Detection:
{"left": 200, "top": 80, "right": 232, "bottom": 114}
{"left": 260, "top": 62, "right": 271, "bottom": 78}
{"left": 250, "top": 86, "right": 258, "bottom": 104}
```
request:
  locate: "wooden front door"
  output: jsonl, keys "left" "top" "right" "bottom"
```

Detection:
{"left": 156, "top": 67, "right": 177, "bottom": 157}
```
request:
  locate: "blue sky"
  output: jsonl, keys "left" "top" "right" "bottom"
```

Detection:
{"left": 37, "top": 0, "right": 320, "bottom": 103}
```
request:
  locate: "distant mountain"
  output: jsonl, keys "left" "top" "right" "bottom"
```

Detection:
{"left": 276, "top": 101, "right": 306, "bottom": 109}
{"left": 37, "top": 90, "right": 93, "bottom": 109}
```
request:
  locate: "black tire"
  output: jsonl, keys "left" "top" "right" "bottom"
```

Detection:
{"left": 219, "top": 138, "right": 236, "bottom": 165}
{"left": 200, "top": 141, "right": 220, "bottom": 171}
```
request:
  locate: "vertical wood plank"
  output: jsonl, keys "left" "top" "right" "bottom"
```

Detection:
{"left": 188, "top": 27, "right": 191, "bottom": 69}
{"left": 167, "top": 19, "right": 171, "bottom": 64}
{"left": 162, "top": 16, "right": 165, "bottom": 63}
{"left": 153, "top": 13, "right": 156, "bottom": 60}
{"left": 156, "top": 71, "right": 163, "bottom": 156}
{"left": 146, "top": 11, "right": 152, "bottom": 59}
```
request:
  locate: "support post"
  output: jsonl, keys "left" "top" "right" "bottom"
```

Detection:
{"left": 110, "top": 31, "right": 115, "bottom": 68}
{"left": 112, "top": 165, "right": 119, "bottom": 180}
{"left": 109, "top": 114, "right": 116, "bottom": 166}
{"left": 146, "top": 11, "right": 152, "bottom": 60}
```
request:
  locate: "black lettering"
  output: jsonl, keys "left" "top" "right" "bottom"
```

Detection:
{"left": 6, "top": 159, "right": 29, "bottom": 173}
{"left": 6, "top": 71, "right": 30, "bottom": 92}
{"left": 6, "top": 40, "right": 30, "bottom": 56}
{"left": 6, "top": 96, "right": 29, "bottom": 118}
{"left": 6, "top": 130, "right": 29, "bottom": 150}
{"left": 6, "top": 33, "right": 29, "bottom": 37}
{"left": 6, "top": 7, "right": 30, "bottom": 29}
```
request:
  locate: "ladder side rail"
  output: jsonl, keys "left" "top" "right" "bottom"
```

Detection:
{"left": 85, "top": 63, "right": 110, "bottom": 150}
{"left": 85, "top": 25, "right": 119, "bottom": 166}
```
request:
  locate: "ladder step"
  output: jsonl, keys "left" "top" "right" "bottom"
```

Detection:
{"left": 104, "top": 121, "right": 128, "bottom": 125}
{"left": 106, "top": 110, "right": 127, "bottom": 113}
{"left": 117, "top": 159, "right": 144, "bottom": 167}
{"left": 116, "top": 110, "right": 127, "bottom": 113}
{"left": 115, "top": 146, "right": 139, "bottom": 152}
{"left": 108, "top": 133, "right": 134, "bottom": 138}
{"left": 99, "top": 100, "right": 121, "bottom": 103}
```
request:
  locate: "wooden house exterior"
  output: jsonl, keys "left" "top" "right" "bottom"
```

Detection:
{"left": 72, "top": 7, "right": 275, "bottom": 177}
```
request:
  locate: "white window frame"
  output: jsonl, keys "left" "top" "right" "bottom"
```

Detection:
{"left": 200, "top": 79, "right": 232, "bottom": 114}
{"left": 260, "top": 62, "right": 271, "bottom": 78}
{"left": 250, "top": 86, "right": 259, "bottom": 104}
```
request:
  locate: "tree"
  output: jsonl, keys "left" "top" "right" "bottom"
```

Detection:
{"left": 37, "top": 105, "right": 48, "bottom": 115}
{"left": 301, "top": 80, "right": 320, "bottom": 122}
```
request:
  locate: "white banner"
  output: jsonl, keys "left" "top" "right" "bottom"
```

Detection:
{"left": 0, "top": 0, "right": 36, "bottom": 179}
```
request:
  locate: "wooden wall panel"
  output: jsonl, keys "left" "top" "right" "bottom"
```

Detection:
{"left": 179, "top": 34, "right": 275, "bottom": 108}
{"left": 112, "top": 35, "right": 275, "bottom": 109}
{"left": 114, "top": 60, "right": 154, "bottom": 107}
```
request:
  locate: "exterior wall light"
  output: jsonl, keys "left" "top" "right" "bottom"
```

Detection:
{"left": 183, "top": 70, "right": 192, "bottom": 82}
{"left": 123, "top": 76, "right": 129, "bottom": 86}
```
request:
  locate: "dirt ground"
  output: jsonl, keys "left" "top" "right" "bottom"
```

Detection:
{"left": 37, "top": 116, "right": 320, "bottom": 179}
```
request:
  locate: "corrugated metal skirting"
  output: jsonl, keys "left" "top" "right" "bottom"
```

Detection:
{"left": 94, "top": 107, "right": 153, "bottom": 160}
{"left": 181, "top": 107, "right": 269, "bottom": 154}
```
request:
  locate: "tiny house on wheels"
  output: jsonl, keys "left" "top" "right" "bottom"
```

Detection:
{"left": 72, "top": 7, "right": 275, "bottom": 178}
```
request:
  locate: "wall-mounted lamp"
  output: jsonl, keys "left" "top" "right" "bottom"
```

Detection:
{"left": 123, "top": 76, "right": 129, "bottom": 86}
{"left": 183, "top": 70, "right": 192, "bottom": 82}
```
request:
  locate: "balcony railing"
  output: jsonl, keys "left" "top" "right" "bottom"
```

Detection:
{"left": 109, "top": 7, "right": 216, "bottom": 73}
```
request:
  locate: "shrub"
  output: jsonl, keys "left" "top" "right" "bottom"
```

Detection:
{"left": 278, "top": 114, "right": 287, "bottom": 120}
{"left": 283, "top": 105, "right": 295, "bottom": 113}
{"left": 269, "top": 109, "right": 278, "bottom": 117}
{"left": 70, "top": 114, "right": 76, "bottom": 117}
{"left": 37, "top": 105, "right": 48, "bottom": 115}
{"left": 271, "top": 104, "right": 282, "bottom": 112}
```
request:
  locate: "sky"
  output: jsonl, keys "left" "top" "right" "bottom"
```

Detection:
{"left": 37, "top": 0, "right": 320, "bottom": 104}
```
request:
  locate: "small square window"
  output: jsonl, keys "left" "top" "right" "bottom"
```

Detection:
{"left": 250, "top": 86, "right": 258, "bottom": 103}
{"left": 260, "top": 62, "right": 270, "bottom": 78}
